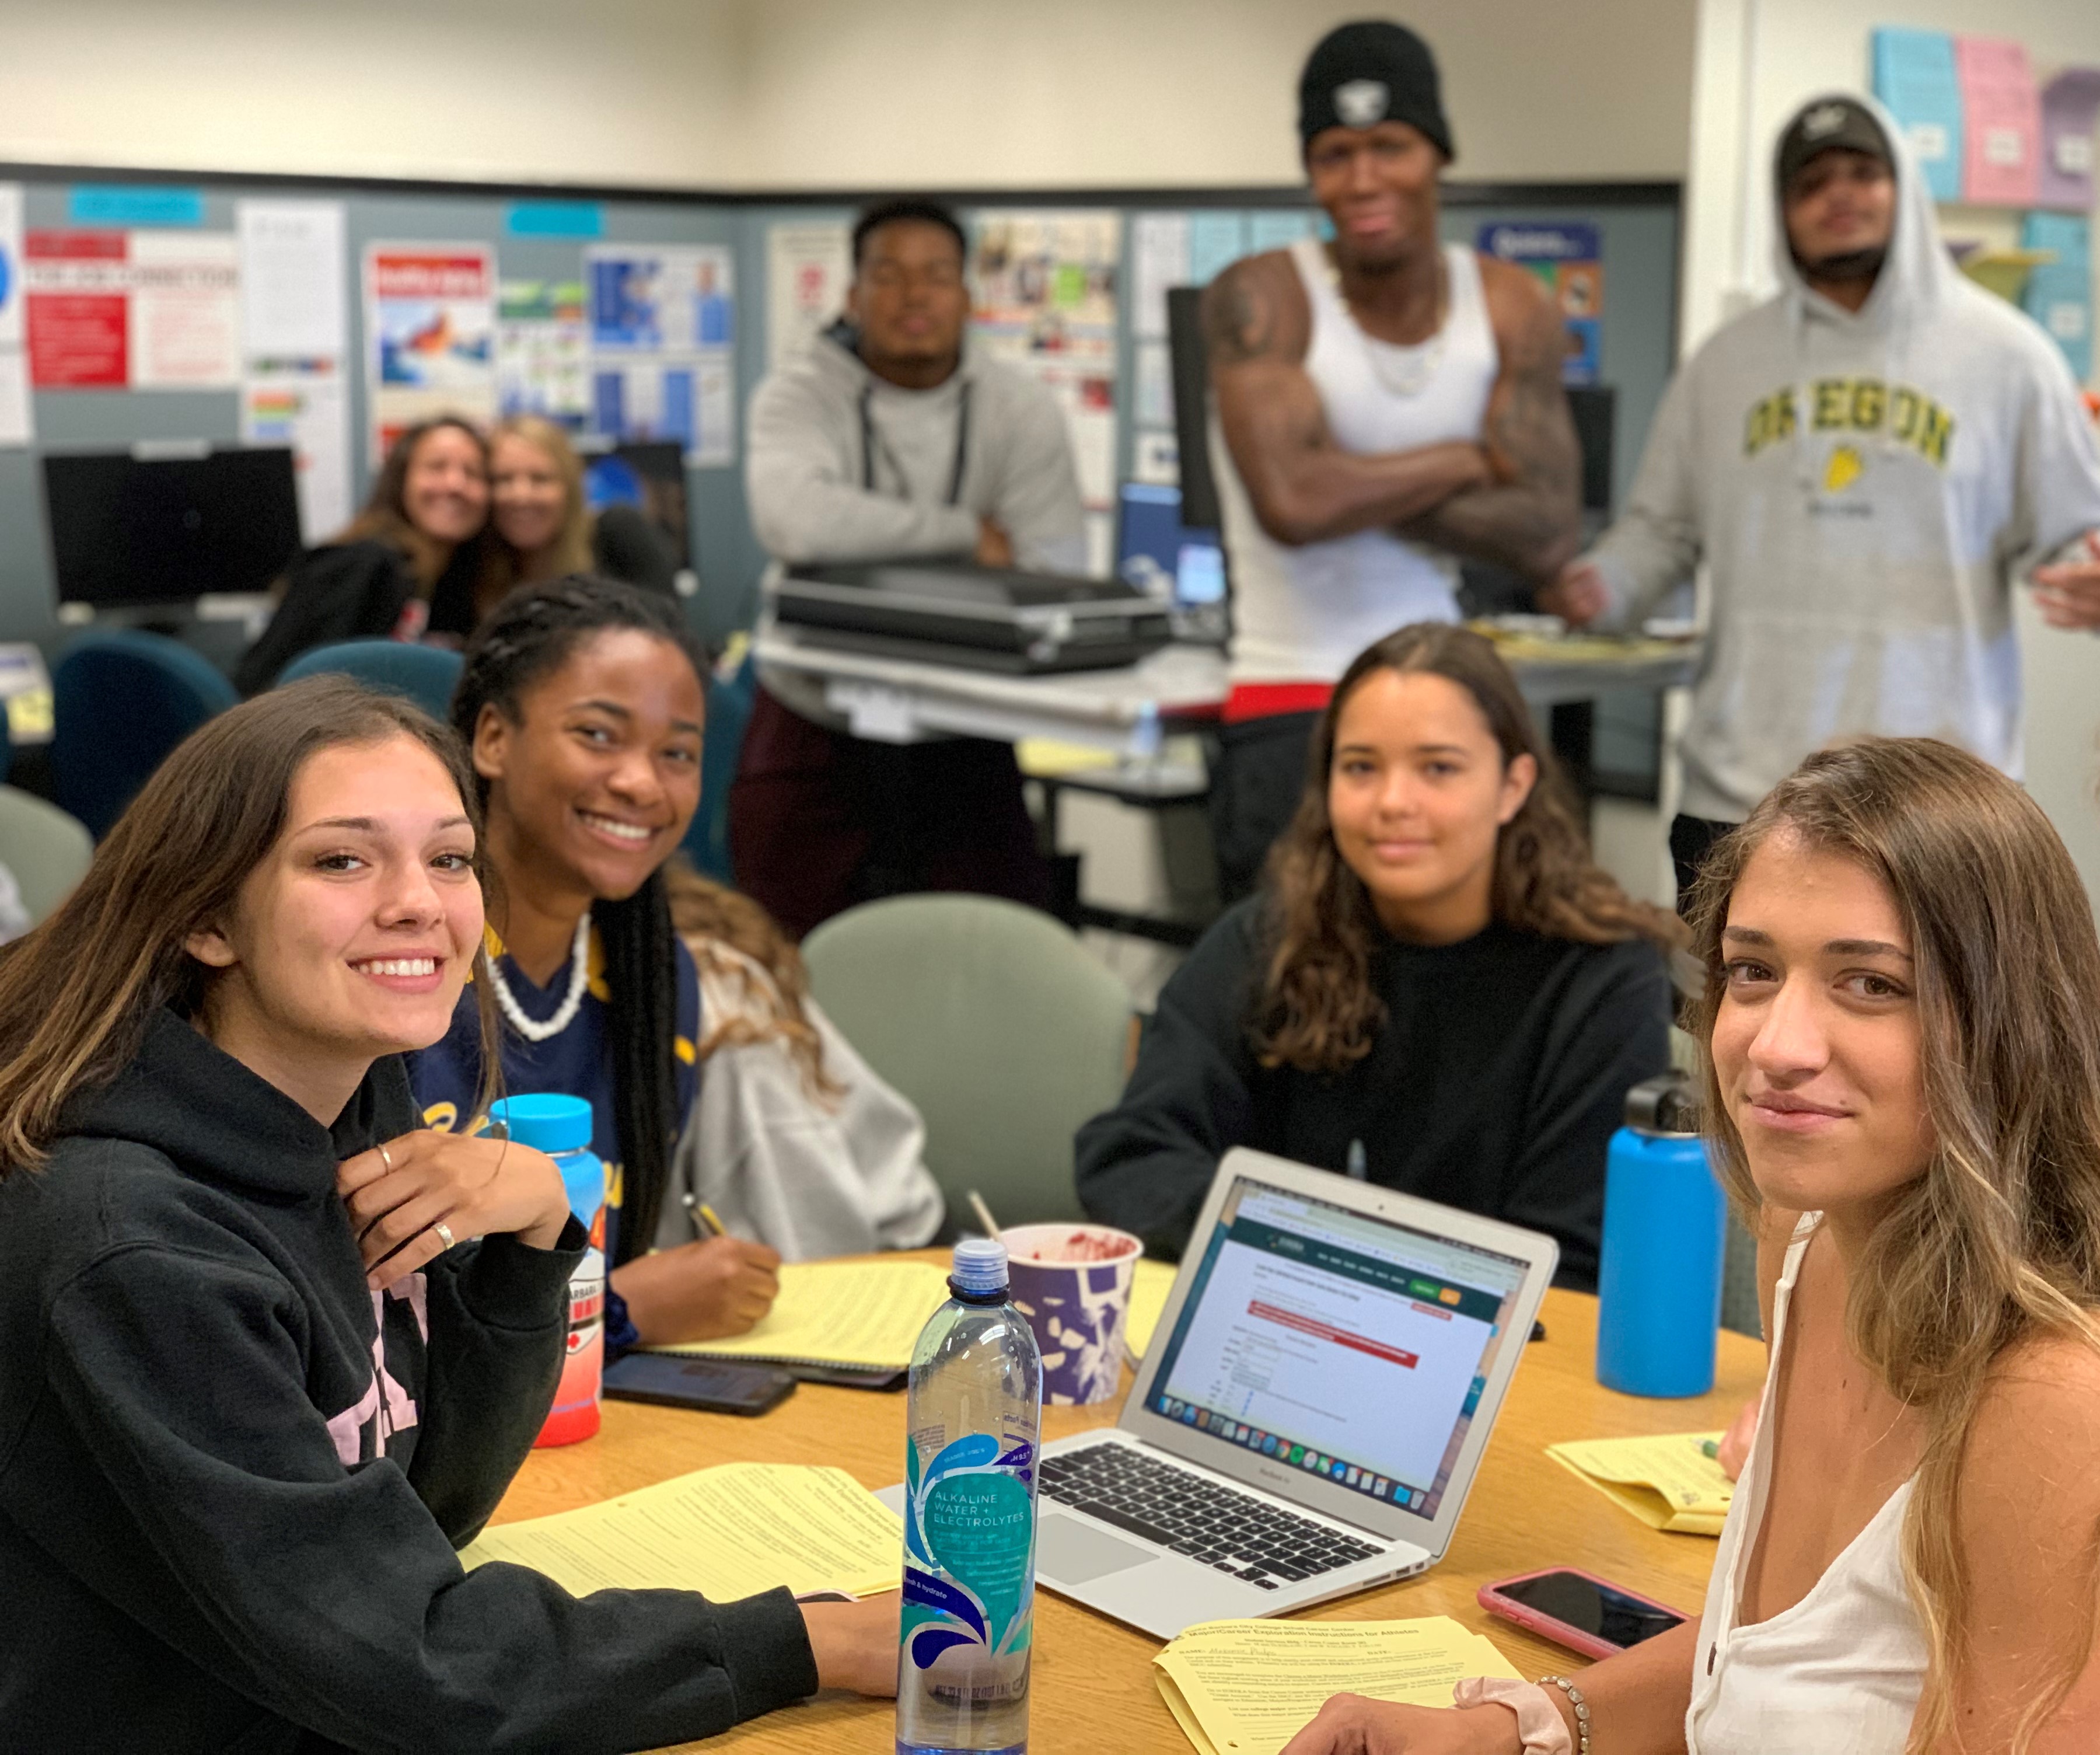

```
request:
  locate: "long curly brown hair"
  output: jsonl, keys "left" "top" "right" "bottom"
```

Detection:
{"left": 1254, "top": 623, "right": 1685, "bottom": 1073}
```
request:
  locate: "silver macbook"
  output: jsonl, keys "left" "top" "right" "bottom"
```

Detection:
{"left": 1030, "top": 1149, "right": 1556, "bottom": 1638}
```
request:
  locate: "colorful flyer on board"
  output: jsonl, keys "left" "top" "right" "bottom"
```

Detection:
{"left": 970, "top": 210, "right": 1122, "bottom": 518}
{"left": 765, "top": 222, "right": 851, "bottom": 372}
{"left": 242, "top": 364, "right": 353, "bottom": 542}
{"left": 586, "top": 245, "right": 734, "bottom": 354}
{"left": 363, "top": 242, "right": 496, "bottom": 462}
{"left": 497, "top": 279, "right": 590, "bottom": 424}
{"left": 1477, "top": 222, "right": 1604, "bottom": 385}
{"left": 25, "top": 228, "right": 241, "bottom": 389}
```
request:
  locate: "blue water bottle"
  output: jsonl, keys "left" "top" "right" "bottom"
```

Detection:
{"left": 897, "top": 1238, "right": 1043, "bottom": 1755}
{"left": 1595, "top": 1072, "right": 1726, "bottom": 1398}
{"left": 488, "top": 1094, "right": 606, "bottom": 1446}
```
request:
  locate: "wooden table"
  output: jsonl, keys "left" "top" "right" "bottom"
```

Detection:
{"left": 492, "top": 1271, "right": 1764, "bottom": 1754}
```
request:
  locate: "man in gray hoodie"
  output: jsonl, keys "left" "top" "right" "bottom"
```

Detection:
{"left": 1542, "top": 95, "right": 2100, "bottom": 896}
{"left": 731, "top": 199, "right": 1085, "bottom": 938}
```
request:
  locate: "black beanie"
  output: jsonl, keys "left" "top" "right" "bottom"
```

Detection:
{"left": 1298, "top": 20, "right": 1453, "bottom": 161}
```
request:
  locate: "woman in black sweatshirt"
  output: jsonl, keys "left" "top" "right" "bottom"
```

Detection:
{"left": 1077, "top": 624, "right": 1685, "bottom": 1289}
{"left": 0, "top": 678, "right": 894, "bottom": 1753}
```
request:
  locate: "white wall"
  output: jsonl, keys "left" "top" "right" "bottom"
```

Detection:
{"left": 0, "top": 0, "right": 1693, "bottom": 191}
{"left": 732, "top": 0, "right": 1695, "bottom": 189}
{"left": 1681, "top": 0, "right": 2100, "bottom": 905}
{"left": 0, "top": 0, "right": 748, "bottom": 187}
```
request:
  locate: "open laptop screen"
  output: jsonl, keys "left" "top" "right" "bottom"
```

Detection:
{"left": 1144, "top": 1176, "right": 1529, "bottom": 1526}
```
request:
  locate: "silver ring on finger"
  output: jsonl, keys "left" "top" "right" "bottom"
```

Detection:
{"left": 377, "top": 1140, "right": 394, "bottom": 1173}
{"left": 432, "top": 1220, "right": 456, "bottom": 1251}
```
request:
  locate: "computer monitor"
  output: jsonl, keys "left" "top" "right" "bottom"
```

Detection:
{"left": 1115, "top": 482, "right": 1226, "bottom": 611}
{"left": 580, "top": 439, "right": 692, "bottom": 573}
{"left": 42, "top": 447, "right": 303, "bottom": 610}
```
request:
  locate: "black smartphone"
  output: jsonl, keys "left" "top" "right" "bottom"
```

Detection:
{"left": 602, "top": 1355, "right": 797, "bottom": 1416}
{"left": 1480, "top": 1567, "right": 1690, "bottom": 1659}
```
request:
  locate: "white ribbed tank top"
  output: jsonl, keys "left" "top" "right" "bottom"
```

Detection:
{"left": 1686, "top": 1214, "right": 1926, "bottom": 1753}
{"left": 1213, "top": 236, "right": 1498, "bottom": 687}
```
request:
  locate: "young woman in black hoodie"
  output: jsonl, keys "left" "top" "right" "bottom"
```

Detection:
{"left": 1076, "top": 623, "right": 1686, "bottom": 1289}
{"left": 0, "top": 677, "right": 894, "bottom": 1751}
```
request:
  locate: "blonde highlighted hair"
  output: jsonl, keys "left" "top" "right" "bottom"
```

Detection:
{"left": 490, "top": 415, "right": 593, "bottom": 581}
{"left": 1685, "top": 736, "right": 2100, "bottom": 1751}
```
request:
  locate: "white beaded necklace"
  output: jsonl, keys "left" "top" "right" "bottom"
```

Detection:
{"left": 487, "top": 912, "right": 592, "bottom": 1044}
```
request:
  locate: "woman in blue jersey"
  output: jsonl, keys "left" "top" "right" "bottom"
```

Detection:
{"left": 411, "top": 576, "right": 781, "bottom": 1346}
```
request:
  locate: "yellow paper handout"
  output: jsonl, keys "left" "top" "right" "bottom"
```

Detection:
{"left": 1154, "top": 1617, "right": 1523, "bottom": 1755}
{"left": 1545, "top": 1430, "right": 1734, "bottom": 1536}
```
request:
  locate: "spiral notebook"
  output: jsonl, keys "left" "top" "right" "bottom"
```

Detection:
{"left": 645, "top": 1258, "right": 951, "bottom": 1380}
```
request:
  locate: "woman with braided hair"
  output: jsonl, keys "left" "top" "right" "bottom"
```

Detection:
{"left": 410, "top": 574, "right": 781, "bottom": 1346}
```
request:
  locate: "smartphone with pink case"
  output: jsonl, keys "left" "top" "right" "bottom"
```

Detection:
{"left": 1479, "top": 1566, "right": 1689, "bottom": 1660}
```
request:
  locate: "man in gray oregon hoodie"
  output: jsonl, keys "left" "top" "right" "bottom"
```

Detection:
{"left": 1542, "top": 93, "right": 2100, "bottom": 897}
{"left": 731, "top": 199, "right": 1085, "bottom": 938}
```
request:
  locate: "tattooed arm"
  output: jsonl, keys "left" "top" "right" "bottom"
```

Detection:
{"left": 1205, "top": 252, "right": 1492, "bottom": 547}
{"left": 1396, "top": 256, "right": 1584, "bottom": 584}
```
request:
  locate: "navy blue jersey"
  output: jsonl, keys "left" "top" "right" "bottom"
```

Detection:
{"left": 408, "top": 927, "right": 700, "bottom": 1271}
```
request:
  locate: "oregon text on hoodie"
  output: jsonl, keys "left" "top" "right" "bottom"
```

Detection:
{"left": 1587, "top": 92, "right": 2100, "bottom": 823}
{"left": 0, "top": 1009, "right": 819, "bottom": 1754}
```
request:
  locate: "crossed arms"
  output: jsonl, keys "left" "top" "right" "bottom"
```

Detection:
{"left": 1204, "top": 250, "right": 1583, "bottom": 584}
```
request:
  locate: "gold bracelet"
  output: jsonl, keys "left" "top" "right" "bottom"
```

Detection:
{"left": 1536, "top": 1675, "right": 1591, "bottom": 1755}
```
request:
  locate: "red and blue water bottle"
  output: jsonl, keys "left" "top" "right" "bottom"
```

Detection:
{"left": 489, "top": 1094, "right": 606, "bottom": 1447}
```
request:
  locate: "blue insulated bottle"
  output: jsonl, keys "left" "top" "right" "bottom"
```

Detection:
{"left": 1595, "top": 1073, "right": 1727, "bottom": 1398}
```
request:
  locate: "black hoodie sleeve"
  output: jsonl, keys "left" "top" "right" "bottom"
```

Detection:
{"left": 408, "top": 1221, "right": 586, "bottom": 1545}
{"left": 1074, "top": 905, "right": 1263, "bottom": 1257}
{"left": 1504, "top": 939, "right": 1675, "bottom": 1289}
{"left": 42, "top": 1238, "right": 819, "bottom": 1755}
{"left": 233, "top": 543, "right": 415, "bottom": 695}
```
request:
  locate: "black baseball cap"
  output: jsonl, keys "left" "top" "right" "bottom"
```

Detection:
{"left": 1298, "top": 20, "right": 1453, "bottom": 161}
{"left": 1776, "top": 97, "right": 1892, "bottom": 190}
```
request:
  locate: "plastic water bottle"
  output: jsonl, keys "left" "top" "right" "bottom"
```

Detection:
{"left": 489, "top": 1094, "right": 606, "bottom": 1447}
{"left": 1595, "top": 1072, "right": 1727, "bottom": 1398}
{"left": 897, "top": 1239, "right": 1043, "bottom": 1755}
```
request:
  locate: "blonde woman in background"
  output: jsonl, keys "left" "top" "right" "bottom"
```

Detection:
{"left": 663, "top": 860, "right": 944, "bottom": 1260}
{"left": 1281, "top": 736, "right": 2100, "bottom": 1755}
{"left": 489, "top": 415, "right": 680, "bottom": 601}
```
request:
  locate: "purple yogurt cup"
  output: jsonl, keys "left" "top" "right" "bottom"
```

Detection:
{"left": 1002, "top": 1223, "right": 1144, "bottom": 1405}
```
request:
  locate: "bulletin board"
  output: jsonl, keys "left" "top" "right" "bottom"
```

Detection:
{"left": 0, "top": 170, "right": 1678, "bottom": 662}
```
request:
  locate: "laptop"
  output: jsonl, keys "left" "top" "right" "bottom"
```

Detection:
{"left": 1032, "top": 1149, "right": 1556, "bottom": 1638}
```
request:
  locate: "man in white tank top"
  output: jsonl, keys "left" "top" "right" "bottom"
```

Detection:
{"left": 1204, "top": 21, "right": 1583, "bottom": 899}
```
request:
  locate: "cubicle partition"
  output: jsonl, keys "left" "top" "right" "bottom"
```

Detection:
{"left": 0, "top": 170, "right": 1679, "bottom": 678}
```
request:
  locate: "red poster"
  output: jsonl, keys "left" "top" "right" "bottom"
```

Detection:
{"left": 25, "top": 231, "right": 128, "bottom": 387}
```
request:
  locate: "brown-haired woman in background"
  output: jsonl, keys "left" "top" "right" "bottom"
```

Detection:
{"left": 0, "top": 676, "right": 896, "bottom": 1749}
{"left": 490, "top": 414, "right": 680, "bottom": 600}
{"left": 233, "top": 415, "right": 505, "bottom": 694}
{"left": 1281, "top": 736, "right": 2100, "bottom": 1754}
{"left": 1077, "top": 622, "right": 1682, "bottom": 1288}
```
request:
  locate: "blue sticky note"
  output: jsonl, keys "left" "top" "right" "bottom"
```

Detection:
{"left": 68, "top": 185, "right": 204, "bottom": 227}
{"left": 1187, "top": 212, "right": 1249, "bottom": 287}
{"left": 1873, "top": 27, "right": 1963, "bottom": 204}
{"left": 506, "top": 201, "right": 605, "bottom": 239}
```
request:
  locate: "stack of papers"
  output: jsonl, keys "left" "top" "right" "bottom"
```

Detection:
{"left": 1124, "top": 1257, "right": 1179, "bottom": 1363}
{"left": 1154, "top": 1617, "right": 1522, "bottom": 1755}
{"left": 648, "top": 1258, "right": 950, "bottom": 1372}
{"left": 461, "top": 1462, "right": 902, "bottom": 1600}
{"left": 1545, "top": 1431, "right": 1734, "bottom": 1536}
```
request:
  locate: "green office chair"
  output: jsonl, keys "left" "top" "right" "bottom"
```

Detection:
{"left": 0, "top": 786, "right": 94, "bottom": 927}
{"left": 802, "top": 895, "right": 1134, "bottom": 1229}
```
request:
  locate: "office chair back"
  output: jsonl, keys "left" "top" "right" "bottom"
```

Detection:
{"left": 52, "top": 630, "right": 239, "bottom": 838}
{"left": 277, "top": 639, "right": 465, "bottom": 721}
{"left": 803, "top": 895, "right": 1133, "bottom": 1227}
{"left": 0, "top": 786, "right": 93, "bottom": 926}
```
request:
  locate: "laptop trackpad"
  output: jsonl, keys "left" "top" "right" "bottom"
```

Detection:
{"left": 1037, "top": 1513, "right": 1155, "bottom": 1584}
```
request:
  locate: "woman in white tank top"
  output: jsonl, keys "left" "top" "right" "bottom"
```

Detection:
{"left": 1279, "top": 737, "right": 2100, "bottom": 1755}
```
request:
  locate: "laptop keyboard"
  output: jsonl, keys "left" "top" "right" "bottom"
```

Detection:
{"left": 1039, "top": 1443, "right": 1383, "bottom": 1590}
